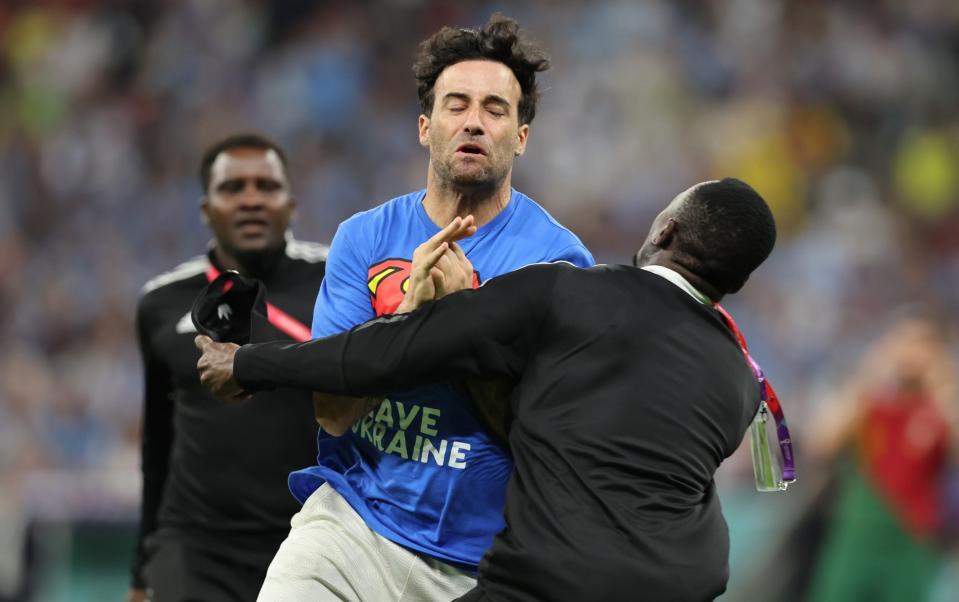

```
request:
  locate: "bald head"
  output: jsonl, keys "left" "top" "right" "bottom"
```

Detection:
{"left": 634, "top": 178, "right": 776, "bottom": 299}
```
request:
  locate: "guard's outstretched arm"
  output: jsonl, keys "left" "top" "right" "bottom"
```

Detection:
{"left": 233, "top": 264, "right": 558, "bottom": 397}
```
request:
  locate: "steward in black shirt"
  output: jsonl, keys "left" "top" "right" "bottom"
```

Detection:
{"left": 128, "top": 134, "right": 327, "bottom": 602}
{"left": 197, "top": 178, "right": 780, "bottom": 602}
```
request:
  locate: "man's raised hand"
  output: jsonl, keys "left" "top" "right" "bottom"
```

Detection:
{"left": 397, "top": 215, "right": 476, "bottom": 313}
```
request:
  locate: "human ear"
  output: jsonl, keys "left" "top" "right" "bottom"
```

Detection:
{"left": 652, "top": 218, "right": 677, "bottom": 247}
{"left": 514, "top": 123, "right": 529, "bottom": 156}
{"left": 418, "top": 115, "right": 430, "bottom": 148}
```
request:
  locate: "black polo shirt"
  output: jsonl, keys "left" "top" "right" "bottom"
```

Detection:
{"left": 133, "top": 241, "right": 326, "bottom": 588}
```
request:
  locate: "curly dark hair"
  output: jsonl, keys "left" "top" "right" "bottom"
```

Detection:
{"left": 413, "top": 14, "right": 550, "bottom": 125}
{"left": 199, "top": 132, "right": 288, "bottom": 193}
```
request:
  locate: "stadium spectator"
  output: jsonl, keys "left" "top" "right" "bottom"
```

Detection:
{"left": 807, "top": 315, "right": 959, "bottom": 602}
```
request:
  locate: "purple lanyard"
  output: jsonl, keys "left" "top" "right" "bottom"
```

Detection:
{"left": 747, "top": 355, "right": 796, "bottom": 485}
{"left": 716, "top": 304, "right": 796, "bottom": 487}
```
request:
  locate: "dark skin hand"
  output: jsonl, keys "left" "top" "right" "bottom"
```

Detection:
{"left": 195, "top": 335, "right": 249, "bottom": 401}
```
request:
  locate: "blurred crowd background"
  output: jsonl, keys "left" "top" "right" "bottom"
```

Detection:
{"left": 1, "top": 0, "right": 958, "bottom": 600}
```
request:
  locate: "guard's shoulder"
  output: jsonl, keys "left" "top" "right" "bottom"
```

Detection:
{"left": 285, "top": 239, "right": 329, "bottom": 264}
{"left": 491, "top": 260, "right": 577, "bottom": 288}
{"left": 581, "top": 263, "right": 644, "bottom": 281}
{"left": 496, "top": 260, "right": 577, "bottom": 282}
{"left": 520, "top": 260, "right": 584, "bottom": 273}
{"left": 547, "top": 262, "right": 622, "bottom": 285}
{"left": 588, "top": 263, "right": 624, "bottom": 275}
{"left": 141, "top": 255, "right": 208, "bottom": 296}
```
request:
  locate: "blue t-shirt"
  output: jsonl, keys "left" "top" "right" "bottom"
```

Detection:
{"left": 292, "top": 188, "right": 594, "bottom": 567}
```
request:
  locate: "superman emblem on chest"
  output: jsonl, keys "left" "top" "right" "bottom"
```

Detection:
{"left": 367, "top": 258, "right": 480, "bottom": 316}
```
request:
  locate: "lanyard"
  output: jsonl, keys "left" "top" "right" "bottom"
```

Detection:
{"left": 206, "top": 266, "right": 311, "bottom": 343}
{"left": 714, "top": 304, "right": 796, "bottom": 487}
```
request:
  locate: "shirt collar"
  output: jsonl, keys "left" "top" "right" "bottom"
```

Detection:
{"left": 641, "top": 265, "right": 711, "bottom": 305}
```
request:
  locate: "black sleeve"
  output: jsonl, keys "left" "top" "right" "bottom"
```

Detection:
{"left": 131, "top": 295, "right": 175, "bottom": 588}
{"left": 235, "top": 263, "right": 560, "bottom": 396}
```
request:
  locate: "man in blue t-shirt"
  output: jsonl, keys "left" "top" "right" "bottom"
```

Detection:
{"left": 258, "top": 15, "right": 593, "bottom": 601}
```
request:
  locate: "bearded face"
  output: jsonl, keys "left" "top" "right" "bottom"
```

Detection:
{"left": 420, "top": 60, "right": 529, "bottom": 192}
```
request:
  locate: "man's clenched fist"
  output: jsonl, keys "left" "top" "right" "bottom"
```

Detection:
{"left": 195, "top": 335, "right": 251, "bottom": 402}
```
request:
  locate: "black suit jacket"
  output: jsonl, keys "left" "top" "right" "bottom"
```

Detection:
{"left": 236, "top": 263, "right": 760, "bottom": 601}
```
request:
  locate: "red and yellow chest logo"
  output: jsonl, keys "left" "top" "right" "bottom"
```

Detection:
{"left": 367, "top": 258, "right": 480, "bottom": 316}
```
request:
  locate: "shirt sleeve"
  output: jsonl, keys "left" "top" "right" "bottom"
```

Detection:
{"left": 235, "top": 263, "right": 561, "bottom": 397}
{"left": 311, "top": 218, "right": 375, "bottom": 338}
{"left": 131, "top": 295, "right": 175, "bottom": 588}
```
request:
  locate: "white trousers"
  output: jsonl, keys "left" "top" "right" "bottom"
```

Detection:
{"left": 257, "top": 484, "right": 477, "bottom": 601}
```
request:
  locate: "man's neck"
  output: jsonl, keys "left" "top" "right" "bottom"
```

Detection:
{"left": 422, "top": 169, "right": 513, "bottom": 228}
{"left": 211, "top": 244, "right": 284, "bottom": 279}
